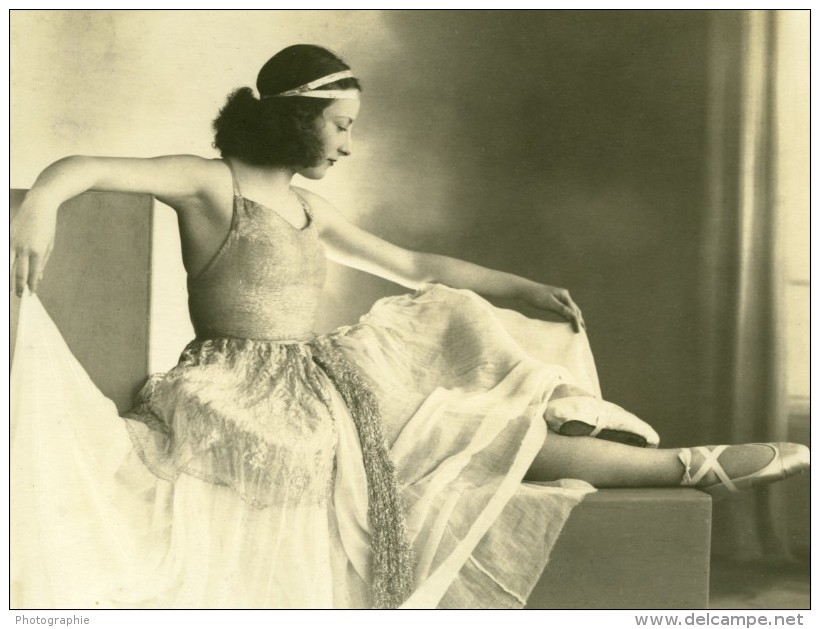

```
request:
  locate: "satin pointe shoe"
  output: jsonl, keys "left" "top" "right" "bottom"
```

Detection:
{"left": 678, "top": 443, "right": 810, "bottom": 498}
{"left": 545, "top": 389, "right": 661, "bottom": 448}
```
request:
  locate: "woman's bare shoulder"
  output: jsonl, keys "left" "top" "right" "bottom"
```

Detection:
{"left": 291, "top": 187, "right": 347, "bottom": 237}
{"left": 291, "top": 186, "right": 341, "bottom": 220}
{"left": 147, "top": 155, "right": 229, "bottom": 191}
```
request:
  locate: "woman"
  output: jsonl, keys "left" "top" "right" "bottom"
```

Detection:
{"left": 10, "top": 44, "right": 808, "bottom": 609}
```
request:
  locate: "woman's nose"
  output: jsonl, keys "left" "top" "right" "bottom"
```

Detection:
{"left": 339, "top": 130, "right": 353, "bottom": 156}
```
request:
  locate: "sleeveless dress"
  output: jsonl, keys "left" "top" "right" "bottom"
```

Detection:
{"left": 10, "top": 176, "right": 602, "bottom": 609}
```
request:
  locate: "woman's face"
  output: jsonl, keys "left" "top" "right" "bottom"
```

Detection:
{"left": 298, "top": 95, "right": 360, "bottom": 179}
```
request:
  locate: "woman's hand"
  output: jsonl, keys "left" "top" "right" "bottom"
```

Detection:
{"left": 524, "top": 284, "right": 586, "bottom": 333}
{"left": 10, "top": 194, "right": 59, "bottom": 297}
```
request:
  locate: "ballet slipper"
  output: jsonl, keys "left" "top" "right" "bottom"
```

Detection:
{"left": 545, "top": 392, "right": 661, "bottom": 448}
{"left": 678, "top": 443, "right": 810, "bottom": 498}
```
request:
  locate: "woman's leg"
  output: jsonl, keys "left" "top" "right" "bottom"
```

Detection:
{"left": 525, "top": 433, "right": 778, "bottom": 487}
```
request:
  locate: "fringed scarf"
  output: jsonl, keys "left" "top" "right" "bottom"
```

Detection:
{"left": 310, "top": 337, "right": 415, "bottom": 609}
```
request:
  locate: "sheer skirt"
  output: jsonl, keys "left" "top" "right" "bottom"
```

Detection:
{"left": 11, "top": 285, "right": 596, "bottom": 609}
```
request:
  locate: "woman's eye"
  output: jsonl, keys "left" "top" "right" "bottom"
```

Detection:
{"left": 337, "top": 126, "right": 348, "bottom": 133}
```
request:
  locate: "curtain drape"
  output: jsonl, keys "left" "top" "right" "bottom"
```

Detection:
{"left": 699, "top": 9, "right": 794, "bottom": 561}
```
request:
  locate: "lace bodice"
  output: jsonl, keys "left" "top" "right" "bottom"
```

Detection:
{"left": 187, "top": 180, "right": 327, "bottom": 342}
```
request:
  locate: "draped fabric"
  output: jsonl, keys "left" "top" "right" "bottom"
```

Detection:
{"left": 699, "top": 10, "right": 798, "bottom": 560}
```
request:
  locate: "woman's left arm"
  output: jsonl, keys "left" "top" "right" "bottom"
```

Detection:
{"left": 300, "top": 189, "right": 585, "bottom": 332}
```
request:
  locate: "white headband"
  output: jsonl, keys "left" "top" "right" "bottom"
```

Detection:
{"left": 262, "top": 70, "right": 359, "bottom": 99}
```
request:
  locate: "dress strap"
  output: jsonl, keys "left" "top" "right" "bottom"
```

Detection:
{"left": 187, "top": 161, "right": 241, "bottom": 284}
{"left": 293, "top": 190, "right": 314, "bottom": 221}
{"left": 225, "top": 159, "right": 242, "bottom": 197}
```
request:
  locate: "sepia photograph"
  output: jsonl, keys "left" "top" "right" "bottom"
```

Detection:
{"left": 8, "top": 9, "right": 811, "bottom": 614}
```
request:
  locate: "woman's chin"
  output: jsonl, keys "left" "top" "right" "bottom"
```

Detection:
{"left": 297, "top": 163, "right": 331, "bottom": 180}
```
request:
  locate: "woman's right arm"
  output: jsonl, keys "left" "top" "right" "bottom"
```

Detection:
{"left": 10, "top": 155, "right": 215, "bottom": 296}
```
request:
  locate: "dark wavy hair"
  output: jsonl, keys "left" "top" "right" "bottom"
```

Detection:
{"left": 212, "top": 45, "right": 361, "bottom": 168}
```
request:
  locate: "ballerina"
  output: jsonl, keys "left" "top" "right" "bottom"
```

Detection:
{"left": 9, "top": 44, "right": 809, "bottom": 609}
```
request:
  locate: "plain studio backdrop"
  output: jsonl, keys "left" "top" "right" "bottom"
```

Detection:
{"left": 10, "top": 9, "right": 809, "bottom": 561}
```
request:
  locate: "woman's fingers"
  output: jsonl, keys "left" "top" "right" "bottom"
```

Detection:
{"left": 10, "top": 250, "right": 17, "bottom": 293}
{"left": 38, "top": 245, "right": 54, "bottom": 292}
{"left": 28, "top": 252, "right": 42, "bottom": 294}
{"left": 564, "top": 305, "right": 579, "bottom": 332}
{"left": 10, "top": 250, "right": 45, "bottom": 296}
{"left": 14, "top": 253, "right": 29, "bottom": 297}
{"left": 556, "top": 291, "right": 585, "bottom": 333}
{"left": 552, "top": 296, "right": 580, "bottom": 332}
{"left": 10, "top": 244, "right": 52, "bottom": 296}
{"left": 537, "top": 286, "right": 586, "bottom": 333}
{"left": 569, "top": 302, "right": 585, "bottom": 332}
{"left": 570, "top": 308, "right": 582, "bottom": 333}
